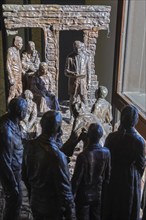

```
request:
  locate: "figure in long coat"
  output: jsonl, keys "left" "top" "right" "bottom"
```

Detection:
{"left": 65, "top": 41, "right": 91, "bottom": 118}
{"left": 104, "top": 105, "right": 145, "bottom": 220}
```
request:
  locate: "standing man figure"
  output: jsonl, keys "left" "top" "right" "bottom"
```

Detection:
{"left": 0, "top": 97, "right": 27, "bottom": 220}
{"left": 7, "top": 36, "right": 23, "bottom": 103}
{"left": 65, "top": 41, "right": 91, "bottom": 117}
{"left": 72, "top": 123, "right": 111, "bottom": 220}
{"left": 22, "top": 110, "right": 76, "bottom": 220}
{"left": 104, "top": 105, "right": 145, "bottom": 220}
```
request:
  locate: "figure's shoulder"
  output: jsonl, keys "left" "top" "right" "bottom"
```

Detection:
{"left": 0, "top": 115, "right": 16, "bottom": 136}
{"left": 132, "top": 131, "right": 145, "bottom": 146}
{"left": 7, "top": 47, "right": 15, "bottom": 55}
{"left": 102, "top": 146, "right": 111, "bottom": 155}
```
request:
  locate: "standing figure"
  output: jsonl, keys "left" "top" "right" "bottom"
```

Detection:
{"left": 91, "top": 86, "right": 113, "bottom": 139}
{"left": 22, "top": 41, "right": 40, "bottom": 90}
{"left": 7, "top": 36, "right": 23, "bottom": 103}
{"left": 22, "top": 110, "right": 76, "bottom": 220}
{"left": 72, "top": 123, "right": 111, "bottom": 220}
{"left": 20, "top": 90, "right": 37, "bottom": 139}
{"left": 104, "top": 105, "right": 145, "bottom": 220}
{"left": 0, "top": 97, "right": 27, "bottom": 220}
{"left": 65, "top": 41, "right": 91, "bottom": 117}
{"left": 30, "top": 62, "right": 60, "bottom": 114}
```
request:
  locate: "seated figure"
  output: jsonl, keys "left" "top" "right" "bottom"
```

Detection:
{"left": 91, "top": 86, "right": 113, "bottom": 138}
{"left": 20, "top": 90, "right": 38, "bottom": 139}
{"left": 22, "top": 41, "right": 40, "bottom": 90}
{"left": 30, "top": 62, "right": 60, "bottom": 114}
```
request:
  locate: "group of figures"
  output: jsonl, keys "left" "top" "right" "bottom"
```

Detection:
{"left": 7, "top": 36, "right": 59, "bottom": 113}
{"left": 0, "top": 35, "right": 145, "bottom": 220}
{"left": 6, "top": 35, "right": 113, "bottom": 141}
{"left": 0, "top": 97, "right": 145, "bottom": 220}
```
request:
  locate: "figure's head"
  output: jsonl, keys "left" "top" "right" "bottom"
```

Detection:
{"left": 87, "top": 123, "right": 103, "bottom": 144}
{"left": 40, "top": 110, "right": 62, "bottom": 136}
{"left": 8, "top": 97, "right": 28, "bottom": 120}
{"left": 95, "top": 86, "right": 108, "bottom": 99}
{"left": 13, "top": 36, "right": 23, "bottom": 50}
{"left": 39, "top": 62, "right": 48, "bottom": 75}
{"left": 73, "top": 40, "right": 84, "bottom": 54}
{"left": 27, "top": 41, "right": 35, "bottom": 52}
{"left": 120, "top": 105, "right": 139, "bottom": 129}
{"left": 24, "top": 90, "right": 33, "bottom": 100}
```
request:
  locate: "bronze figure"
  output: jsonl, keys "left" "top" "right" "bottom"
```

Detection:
{"left": 7, "top": 36, "right": 23, "bottom": 103}
{"left": 22, "top": 41, "right": 40, "bottom": 90}
{"left": 91, "top": 86, "right": 113, "bottom": 139}
{"left": 72, "top": 123, "right": 111, "bottom": 220}
{"left": 65, "top": 41, "right": 91, "bottom": 118}
{"left": 0, "top": 97, "right": 27, "bottom": 220}
{"left": 20, "top": 90, "right": 37, "bottom": 139}
{"left": 22, "top": 110, "right": 76, "bottom": 220}
{"left": 104, "top": 105, "right": 145, "bottom": 220}
{"left": 30, "top": 62, "right": 60, "bottom": 114}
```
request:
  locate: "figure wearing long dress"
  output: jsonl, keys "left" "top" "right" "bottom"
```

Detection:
{"left": 7, "top": 36, "right": 23, "bottom": 103}
{"left": 30, "top": 62, "right": 60, "bottom": 114}
{"left": 22, "top": 41, "right": 40, "bottom": 90}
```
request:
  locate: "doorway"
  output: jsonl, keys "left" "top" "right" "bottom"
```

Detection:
{"left": 58, "top": 30, "right": 83, "bottom": 102}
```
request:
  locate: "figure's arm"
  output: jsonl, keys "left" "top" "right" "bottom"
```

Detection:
{"left": 65, "top": 57, "right": 78, "bottom": 77}
{"left": 105, "top": 104, "right": 113, "bottom": 123}
{"left": 135, "top": 137, "right": 145, "bottom": 177}
{"left": 7, "top": 49, "right": 15, "bottom": 84}
{"left": 0, "top": 126, "right": 18, "bottom": 192}
{"left": 28, "top": 103, "right": 37, "bottom": 129}
{"left": 22, "top": 145, "right": 31, "bottom": 199}
{"left": 34, "top": 51, "right": 40, "bottom": 70}
{"left": 103, "top": 150, "right": 111, "bottom": 184}
{"left": 61, "top": 130, "right": 80, "bottom": 157}
{"left": 71, "top": 154, "right": 84, "bottom": 198}
{"left": 86, "top": 55, "right": 91, "bottom": 88}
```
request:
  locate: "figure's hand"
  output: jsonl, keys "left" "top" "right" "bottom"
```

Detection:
{"left": 29, "top": 64, "right": 36, "bottom": 72}
{"left": 78, "top": 128, "right": 88, "bottom": 142}
{"left": 9, "top": 78, "right": 15, "bottom": 85}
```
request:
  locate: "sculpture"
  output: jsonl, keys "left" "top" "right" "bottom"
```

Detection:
{"left": 7, "top": 36, "right": 23, "bottom": 103}
{"left": 65, "top": 41, "right": 91, "bottom": 118}
{"left": 0, "top": 97, "right": 27, "bottom": 220}
{"left": 20, "top": 90, "right": 37, "bottom": 139}
{"left": 22, "top": 41, "right": 40, "bottom": 90}
{"left": 91, "top": 86, "right": 113, "bottom": 138}
{"left": 22, "top": 110, "right": 76, "bottom": 220}
{"left": 72, "top": 123, "right": 111, "bottom": 220}
{"left": 30, "top": 62, "right": 60, "bottom": 114}
{"left": 71, "top": 101, "right": 102, "bottom": 146}
{"left": 104, "top": 105, "right": 145, "bottom": 220}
